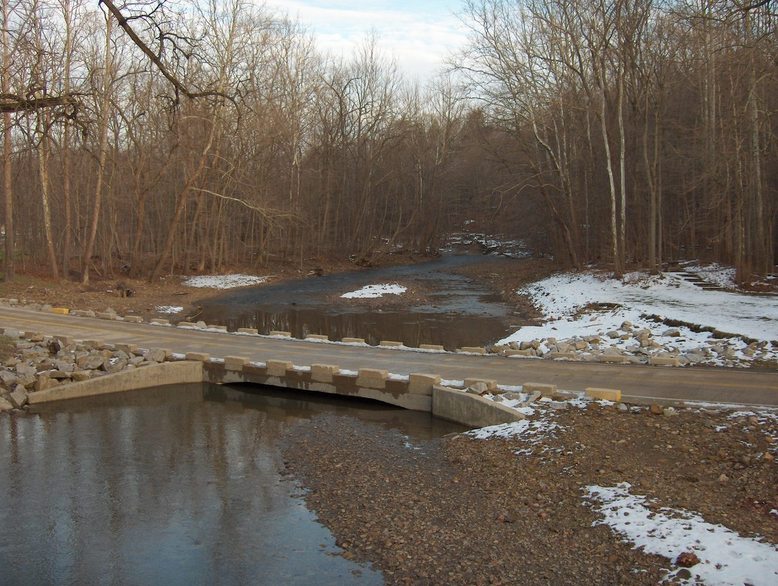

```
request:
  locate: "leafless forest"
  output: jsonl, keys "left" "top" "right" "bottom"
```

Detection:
{"left": 1, "top": 0, "right": 775, "bottom": 283}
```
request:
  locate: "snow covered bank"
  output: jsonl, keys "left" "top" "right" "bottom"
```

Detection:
{"left": 497, "top": 270, "right": 777, "bottom": 367}
{"left": 341, "top": 283, "right": 407, "bottom": 299}
{"left": 182, "top": 274, "right": 268, "bottom": 289}
{"left": 585, "top": 483, "right": 778, "bottom": 585}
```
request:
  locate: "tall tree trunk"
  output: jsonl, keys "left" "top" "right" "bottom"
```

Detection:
{"left": 37, "top": 115, "right": 59, "bottom": 277}
{"left": 2, "top": 0, "right": 14, "bottom": 281}
{"left": 82, "top": 13, "right": 112, "bottom": 285}
{"left": 599, "top": 80, "right": 620, "bottom": 275}
{"left": 61, "top": 0, "right": 73, "bottom": 277}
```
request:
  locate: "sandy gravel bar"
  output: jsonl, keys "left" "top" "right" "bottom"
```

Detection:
{"left": 282, "top": 404, "right": 777, "bottom": 585}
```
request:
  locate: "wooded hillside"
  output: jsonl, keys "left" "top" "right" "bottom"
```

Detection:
{"left": 1, "top": 0, "right": 775, "bottom": 283}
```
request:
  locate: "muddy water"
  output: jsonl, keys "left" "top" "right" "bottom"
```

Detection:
{"left": 195, "top": 255, "right": 525, "bottom": 350}
{"left": 0, "top": 384, "right": 464, "bottom": 585}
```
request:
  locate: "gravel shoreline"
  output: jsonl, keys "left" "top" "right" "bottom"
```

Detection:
{"left": 282, "top": 404, "right": 777, "bottom": 585}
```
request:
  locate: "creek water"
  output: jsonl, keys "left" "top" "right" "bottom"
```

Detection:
{"left": 0, "top": 384, "right": 464, "bottom": 585}
{"left": 194, "top": 254, "right": 526, "bottom": 350}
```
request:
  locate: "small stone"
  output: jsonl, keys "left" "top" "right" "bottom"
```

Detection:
{"left": 617, "top": 403, "right": 628, "bottom": 412}
{"left": 77, "top": 354, "right": 105, "bottom": 370}
{"left": 8, "top": 385, "right": 28, "bottom": 408}
{"left": 0, "top": 370, "right": 18, "bottom": 387}
{"left": 55, "top": 361, "right": 75, "bottom": 373}
{"left": 763, "top": 453, "right": 774, "bottom": 462}
{"left": 71, "top": 371, "right": 92, "bottom": 382}
{"left": 650, "top": 403, "right": 663, "bottom": 415}
{"left": 663, "top": 407, "right": 677, "bottom": 417}
{"left": 466, "top": 381, "right": 489, "bottom": 395}
{"left": 495, "top": 511, "right": 514, "bottom": 523}
{"left": 676, "top": 569, "right": 692, "bottom": 580}
{"left": 143, "top": 348, "right": 167, "bottom": 363}
{"left": 718, "top": 473, "right": 729, "bottom": 483}
{"left": 0, "top": 395, "right": 13, "bottom": 411}
{"left": 104, "top": 357, "right": 128, "bottom": 374}
{"left": 676, "top": 551, "right": 700, "bottom": 568}
{"left": 34, "top": 375, "right": 59, "bottom": 392}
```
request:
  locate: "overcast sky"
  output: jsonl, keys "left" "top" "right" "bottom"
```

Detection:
{"left": 264, "top": 0, "right": 469, "bottom": 80}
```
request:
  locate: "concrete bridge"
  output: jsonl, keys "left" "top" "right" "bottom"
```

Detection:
{"left": 1, "top": 305, "right": 777, "bottom": 411}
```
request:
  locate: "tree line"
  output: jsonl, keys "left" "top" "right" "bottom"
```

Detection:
{"left": 1, "top": 0, "right": 775, "bottom": 284}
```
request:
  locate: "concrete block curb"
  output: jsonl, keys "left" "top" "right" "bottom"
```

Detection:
{"left": 311, "top": 364, "right": 339, "bottom": 383}
{"left": 523, "top": 382, "right": 557, "bottom": 397}
{"left": 409, "top": 373, "right": 440, "bottom": 395}
{"left": 459, "top": 346, "right": 486, "bottom": 355}
{"left": 266, "top": 359, "right": 292, "bottom": 377}
{"left": 357, "top": 368, "right": 389, "bottom": 389}
{"left": 585, "top": 387, "right": 622, "bottom": 402}
{"left": 224, "top": 356, "right": 249, "bottom": 371}
{"left": 269, "top": 331, "right": 292, "bottom": 338}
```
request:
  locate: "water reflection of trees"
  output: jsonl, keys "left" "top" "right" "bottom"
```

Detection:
{"left": 224, "top": 309, "right": 507, "bottom": 350}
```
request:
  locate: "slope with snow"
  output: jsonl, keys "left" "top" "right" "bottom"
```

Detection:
{"left": 497, "top": 270, "right": 777, "bottom": 367}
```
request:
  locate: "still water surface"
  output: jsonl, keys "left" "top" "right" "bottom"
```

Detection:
{"left": 195, "top": 255, "right": 525, "bottom": 349}
{"left": 0, "top": 384, "right": 463, "bottom": 585}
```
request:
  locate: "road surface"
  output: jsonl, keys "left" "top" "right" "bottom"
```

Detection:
{"left": 1, "top": 306, "right": 776, "bottom": 406}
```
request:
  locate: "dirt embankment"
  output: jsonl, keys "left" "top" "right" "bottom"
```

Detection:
{"left": 0, "top": 253, "right": 437, "bottom": 320}
{"left": 283, "top": 404, "right": 777, "bottom": 585}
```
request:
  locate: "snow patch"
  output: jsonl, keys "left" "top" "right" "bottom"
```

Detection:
{"left": 341, "top": 283, "right": 407, "bottom": 299}
{"left": 585, "top": 483, "right": 778, "bottom": 585}
{"left": 466, "top": 418, "right": 560, "bottom": 441}
{"left": 155, "top": 305, "right": 183, "bottom": 314}
{"left": 183, "top": 274, "right": 268, "bottom": 289}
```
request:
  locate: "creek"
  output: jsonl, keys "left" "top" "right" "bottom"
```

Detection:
{"left": 0, "top": 383, "right": 464, "bottom": 585}
{"left": 195, "top": 254, "right": 528, "bottom": 350}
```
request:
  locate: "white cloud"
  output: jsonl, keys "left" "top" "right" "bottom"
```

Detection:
{"left": 264, "top": 0, "right": 467, "bottom": 80}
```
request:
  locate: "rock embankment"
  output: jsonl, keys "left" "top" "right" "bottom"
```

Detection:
{"left": 0, "top": 329, "right": 169, "bottom": 412}
{"left": 493, "top": 319, "right": 776, "bottom": 368}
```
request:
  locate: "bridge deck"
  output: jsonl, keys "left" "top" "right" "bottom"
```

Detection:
{"left": 0, "top": 306, "right": 776, "bottom": 406}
